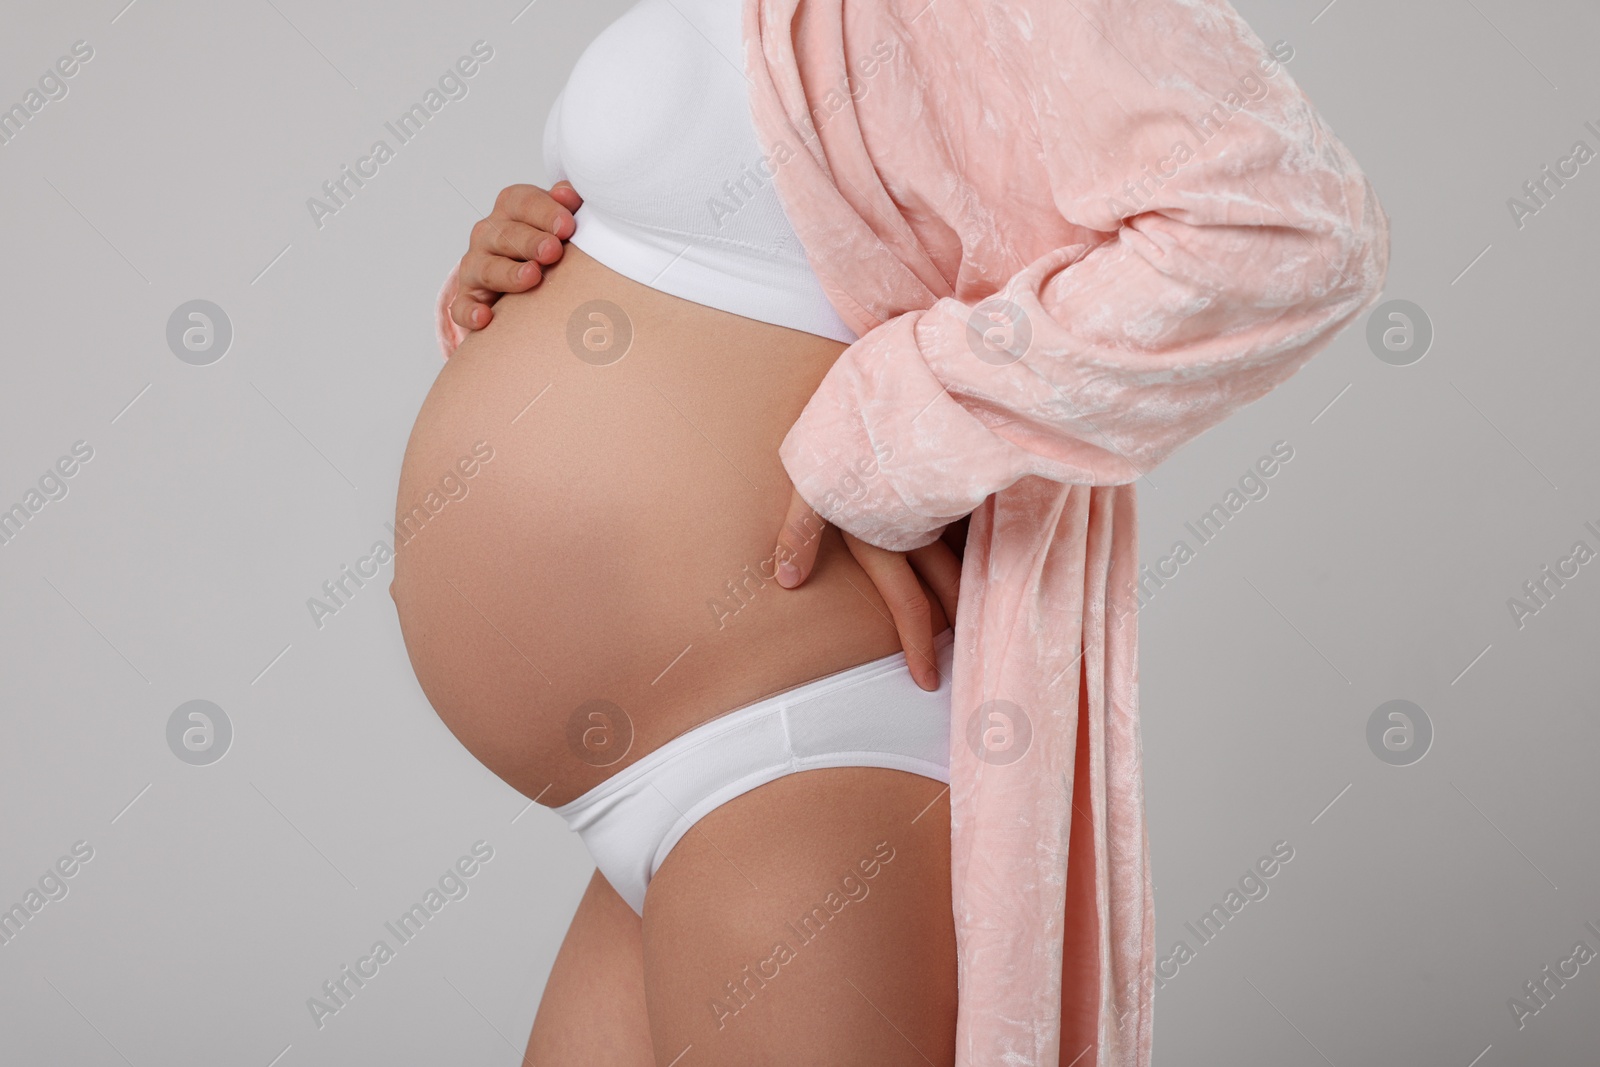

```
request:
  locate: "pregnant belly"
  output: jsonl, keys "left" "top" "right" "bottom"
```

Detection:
{"left": 390, "top": 245, "right": 945, "bottom": 807}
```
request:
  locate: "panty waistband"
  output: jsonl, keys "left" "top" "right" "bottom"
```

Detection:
{"left": 552, "top": 625, "right": 957, "bottom": 822}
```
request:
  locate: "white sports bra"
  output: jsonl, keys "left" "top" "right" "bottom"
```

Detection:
{"left": 542, "top": 0, "right": 859, "bottom": 344}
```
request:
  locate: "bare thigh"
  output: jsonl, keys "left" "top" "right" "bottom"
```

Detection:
{"left": 526, "top": 869, "right": 656, "bottom": 1066}
{"left": 640, "top": 767, "right": 958, "bottom": 1066}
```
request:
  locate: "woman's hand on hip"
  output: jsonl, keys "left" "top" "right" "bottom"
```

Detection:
{"left": 773, "top": 487, "right": 961, "bottom": 692}
{"left": 450, "top": 181, "right": 584, "bottom": 332}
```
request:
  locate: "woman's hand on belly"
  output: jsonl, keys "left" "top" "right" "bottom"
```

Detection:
{"left": 449, "top": 181, "right": 585, "bottom": 332}
{"left": 772, "top": 486, "right": 961, "bottom": 692}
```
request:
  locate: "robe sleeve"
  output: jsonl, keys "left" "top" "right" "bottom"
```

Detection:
{"left": 776, "top": 0, "right": 1390, "bottom": 552}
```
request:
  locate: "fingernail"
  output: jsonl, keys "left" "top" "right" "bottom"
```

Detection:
{"left": 777, "top": 560, "right": 800, "bottom": 587}
{"left": 555, "top": 214, "right": 574, "bottom": 238}
{"left": 521, "top": 260, "right": 540, "bottom": 281}
{"left": 538, "top": 237, "right": 558, "bottom": 259}
{"left": 472, "top": 306, "right": 486, "bottom": 327}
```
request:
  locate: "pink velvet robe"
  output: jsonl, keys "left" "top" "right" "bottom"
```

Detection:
{"left": 740, "top": 1, "right": 1387, "bottom": 1063}
{"left": 435, "top": 0, "right": 1389, "bottom": 1061}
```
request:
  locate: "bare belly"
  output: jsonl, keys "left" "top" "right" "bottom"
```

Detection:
{"left": 390, "top": 244, "right": 947, "bottom": 807}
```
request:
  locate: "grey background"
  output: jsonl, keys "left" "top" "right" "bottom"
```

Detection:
{"left": 1, "top": 0, "right": 1595, "bottom": 1064}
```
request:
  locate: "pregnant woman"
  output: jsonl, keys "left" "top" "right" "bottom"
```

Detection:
{"left": 393, "top": 3, "right": 962, "bottom": 1063}
{"left": 391, "top": 0, "right": 1389, "bottom": 1063}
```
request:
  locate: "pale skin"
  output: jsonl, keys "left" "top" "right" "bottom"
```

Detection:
{"left": 394, "top": 180, "right": 967, "bottom": 1064}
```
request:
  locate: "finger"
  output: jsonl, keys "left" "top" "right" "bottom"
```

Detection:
{"left": 849, "top": 541, "right": 939, "bottom": 690}
{"left": 907, "top": 538, "right": 961, "bottom": 630}
{"left": 548, "top": 180, "right": 584, "bottom": 214}
{"left": 450, "top": 289, "right": 495, "bottom": 331}
{"left": 774, "top": 487, "right": 826, "bottom": 588}
{"left": 460, "top": 251, "right": 543, "bottom": 298}
{"left": 492, "top": 183, "right": 577, "bottom": 240}
{"left": 472, "top": 217, "right": 566, "bottom": 265}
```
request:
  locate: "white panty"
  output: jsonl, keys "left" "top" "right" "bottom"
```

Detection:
{"left": 552, "top": 626, "right": 957, "bottom": 915}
